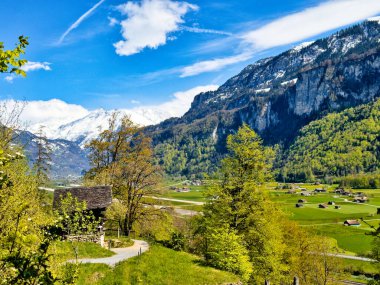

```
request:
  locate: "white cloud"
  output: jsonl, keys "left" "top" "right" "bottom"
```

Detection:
{"left": 242, "top": 0, "right": 380, "bottom": 49}
{"left": 131, "top": 99, "right": 140, "bottom": 104}
{"left": 151, "top": 84, "right": 218, "bottom": 116}
{"left": 3, "top": 61, "right": 52, "bottom": 83}
{"left": 4, "top": 76, "right": 14, "bottom": 83}
{"left": 108, "top": 16, "right": 119, "bottom": 27}
{"left": 1, "top": 99, "right": 90, "bottom": 135}
{"left": 58, "top": 0, "right": 106, "bottom": 44}
{"left": 180, "top": 53, "right": 252, "bottom": 77}
{"left": 180, "top": 0, "right": 380, "bottom": 77}
{"left": 114, "top": 0, "right": 198, "bottom": 56}
{"left": 21, "top": 61, "right": 52, "bottom": 72}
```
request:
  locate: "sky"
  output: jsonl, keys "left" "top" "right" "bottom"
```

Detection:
{"left": 1, "top": 0, "right": 380, "bottom": 126}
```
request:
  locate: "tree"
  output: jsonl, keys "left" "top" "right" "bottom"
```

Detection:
{"left": 0, "top": 36, "right": 29, "bottom": 77}
{"left": 85, "top": 112, "right": 161, "bottom": 236}
{"left": 199, "top": 124, "right": 287, "bottom": 283}
{"left": 33, "top": 126, "right": 52, "bottom": 185}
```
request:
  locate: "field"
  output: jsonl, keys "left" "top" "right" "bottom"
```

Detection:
{"left": 76, "top": 245, "right": 239, "bottom": 285}
{"left": 155, "top": 180, "right": 380, "bottom": 280}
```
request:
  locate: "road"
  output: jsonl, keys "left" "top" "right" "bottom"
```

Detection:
{"left": 73, "top": 239, "right": 149, "bottom": 267}
{"left": 149, "top": 196, "right": 205, "bottom": 205}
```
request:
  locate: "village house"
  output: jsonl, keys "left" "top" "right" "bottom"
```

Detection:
{"left": 353, "top": 196, "right": 368, "bottom": 203}
{"left": 298, "top": 199, "right": 307, "bottom": 203}
{"left": 335, "top": 205, "right": 341, "bottom": 209}
{"left": 295, "top": 203, "right": 304, "bottom": 208}
{"left": 314, "top": 188, "right": 327, "bottom": 193}
{"left": 344, "top": 220, "right": 361, "bottom": 226}
{"left": 328, "top": 201, "right": 335, "bottom": 205}
{"left": 53, "top": 186, "right": 112, "bottom": 247}
{"left": 301, "top": 191, "right": 311, "bottom": 196}
{"left": 53, "top": 186, "right": 112, "bottom": 219}
{"left": 319, "top": 203, "right": 328, "bottom": 209}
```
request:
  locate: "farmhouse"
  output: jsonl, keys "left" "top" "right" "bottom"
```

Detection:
{"left": 298, "top": 199, "right": 307, "bottom": 203}
{"left": 53, "top": 186, "right": 112, "bottom": 218}
{"left": 335, "top": 205, "right": 341, "bottom": 209}
{"left": 327, "top": 201, "right": 335, "bottom": 205}
{"left": 353, "top": 197, "right": 368, "bottom": 203}
{"left": 344, "top": 220, "right": 361, "bottom": 226}
{"left": 301, "top": 191, "right": 311, "bottom": 196}
{"left": 314, "top": 188, "right": 327, "bottom": 193}
{"left": 319, "top": 204, "right": 328, "bottom": 209}
{"left": 295, "top": 203, "right": 304, "bottom": 208}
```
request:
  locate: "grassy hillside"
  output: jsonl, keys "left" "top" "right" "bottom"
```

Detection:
{"left": 76, "top": 245, "right": 239, "bottom": 285}
{"left": 282, "top": 99, "right": 380, "bottom": 181}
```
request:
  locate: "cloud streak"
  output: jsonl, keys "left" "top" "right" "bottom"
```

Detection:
{"left": 58, "top": 0, "right": 106, "bottom": 44}
{"left": 181, "top": 0, "right": 380, "bottom": 77}
{"left": 182, "top": 26, "right": 232, "bottom": 36}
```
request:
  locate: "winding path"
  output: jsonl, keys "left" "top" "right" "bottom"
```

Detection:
{"left": 74, "top": 239, "right": 149, "bottom": 266}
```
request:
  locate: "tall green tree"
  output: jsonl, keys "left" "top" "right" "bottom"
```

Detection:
{"left": 199, "top": 124, "right": 287, "bottom": 283}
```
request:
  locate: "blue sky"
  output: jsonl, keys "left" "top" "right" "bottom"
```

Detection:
{"left": 1, "top": 0, "right": 380, "bottom": 114}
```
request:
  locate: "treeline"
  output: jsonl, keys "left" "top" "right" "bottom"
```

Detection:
{"left": 281, "top": 99, "right": 380, "bottom": 182}
{"left": 338, "top": 173, "right": 380, "bottom": 189}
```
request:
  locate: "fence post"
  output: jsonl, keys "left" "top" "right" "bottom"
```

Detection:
{"left": 264, "top": 280, "right": 270, "bottom": 285}
{"left": 293, "top": 276, "right": 299, "bottom": 285}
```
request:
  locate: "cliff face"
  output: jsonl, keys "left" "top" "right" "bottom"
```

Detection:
{"left": 150, "top": 20, "right": 380, "bottom": 147}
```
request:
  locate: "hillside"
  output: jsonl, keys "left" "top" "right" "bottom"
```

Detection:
{"left": 149, "top": 20, "right": 380, "bottom": 178}
{"left": 281, "top": 98, "right": 380, "bottom": 181}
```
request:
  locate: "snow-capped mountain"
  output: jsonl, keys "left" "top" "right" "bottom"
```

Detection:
{"left": 26, "top": 85, "right": 219, "bottom": 147}
{"left": 46, "top": 108, "right": 174, "bottom": 147}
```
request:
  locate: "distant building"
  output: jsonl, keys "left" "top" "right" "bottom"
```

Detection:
{"left": 335, "top": 205, "right": 341, "bottom": 209}
{"left": 301, "top": 191, "right": 311, "bottom": 196}
{"left": 344, "top": 220, "right": 361, "bottom": 226}
{"left": 314, "top": 188, "right": 327, "bottom": 193}
{"left": 353, "top": 197, "right": 368, "bottom": 203}
{"left": 328, "top": 201, "right": 335, "bottom": 205}
{"left": 319, "top": 204, "right": 328, "bottom": 209}
{"left": 298, "top": 199, "right": 307, "bottom": 203}
{"left": 295, "top": 203, "right": 304, "bottom": 208}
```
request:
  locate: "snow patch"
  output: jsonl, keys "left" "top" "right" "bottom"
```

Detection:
{"left": 367, "top": 16, "right": 380, "bottom": 24}
{"left": 281, "top": 78, "right": 298, "bottom": 86}
{"left": 292, "top": 41, "right": 315, "bottom": 52}
{"left": 255, "top": 88, "right": 271, "bottom": 94}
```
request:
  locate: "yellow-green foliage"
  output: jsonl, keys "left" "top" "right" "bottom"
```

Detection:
{"left": 283, "top": 99, "right": 380, "bottom": 181}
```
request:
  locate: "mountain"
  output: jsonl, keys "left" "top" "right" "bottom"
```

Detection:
{"left": 16, "top": 130, "right": 89, "bottom": 178}
{"left": 36, "top": 108, "right": 174, "bottom": 148}
{"left": 149, "top": 20, "right": 380, "bottom": 178}
{"left": 282, "top": 98, "right": 380, "bottom": 181}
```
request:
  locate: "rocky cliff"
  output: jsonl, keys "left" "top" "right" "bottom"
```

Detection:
{"left": 149, "top": 20, "right": 380, "bottom": 149}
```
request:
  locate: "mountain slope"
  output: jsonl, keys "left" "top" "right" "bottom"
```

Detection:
{"left": 149, "top": 20, "right": 380, "bottom": 177}
{"left": 282, "top": 98, "right": 380, "bottom": 181}
{"left": 16, "top": 130, "right": 89, "bottom": 178}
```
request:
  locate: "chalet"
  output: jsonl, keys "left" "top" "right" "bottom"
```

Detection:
{"left": 335, "top": 205, "right": 341, "bottom": 209}
{"left": 353, "top": 197, "right": 368, "bottom": 203}
{"left": 53, "top": 186, "right": 112, "bottom": 218}
{"left": 344, "top": 220, "right": 361, "bottom": 226}
{"left": 319, "top": 204, "right": 328, "bottom": 209}
{"left": 328, "top": 201, "right": 335, "bottom": 205}
{"left": 176, "top": 187, "right": 190, "bottom": 193}
{"left": 301, "top": 191, "right": 311, "bottom": 196}
{"left": 300, "top": 188, "right": 307, "bottom": 191}
{"left": 335, "top": 188, "right": 345, "bottom": 194}
{"left": 295, "top": 203, "right": 304, "bottom": 208}
{"left": 314, "top": 188, "right": 327, "bottom": 193}
{"left": 298, "top": 199, "right": 307, "bottom": 203}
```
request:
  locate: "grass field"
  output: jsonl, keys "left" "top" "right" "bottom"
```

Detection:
{"left": 76, "top": 245, "right": 239, "bottom": 285}
{"left": 50, "top": 241, "right": 114, "bottom": 260}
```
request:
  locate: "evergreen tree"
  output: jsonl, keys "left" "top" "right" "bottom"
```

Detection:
{"left": 33, "top": 126, "right": 52, "bottom": 185}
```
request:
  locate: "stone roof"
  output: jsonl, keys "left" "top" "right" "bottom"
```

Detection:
{"left": 53, "top": 186, "right": 112, "bottom": 210}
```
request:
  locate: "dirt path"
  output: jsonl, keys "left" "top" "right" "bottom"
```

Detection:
{"left": 74, "top": 240, "right": 149, "bottom": 267}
